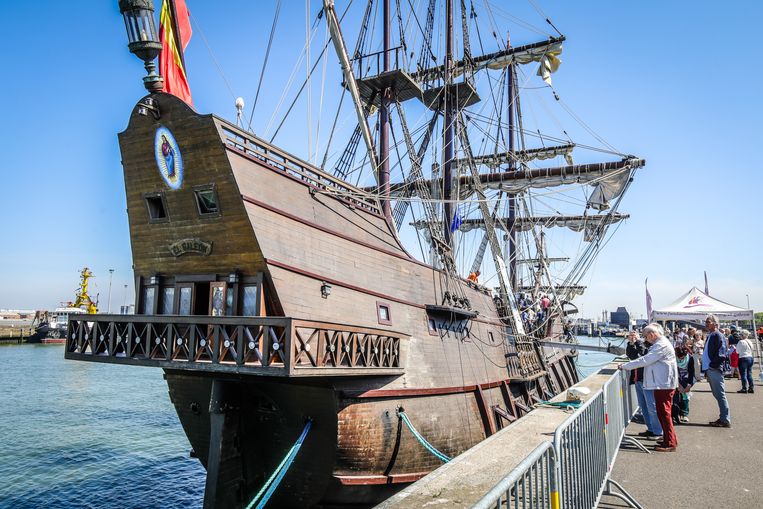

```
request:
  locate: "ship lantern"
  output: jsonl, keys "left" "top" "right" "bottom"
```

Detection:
{"left": 119, "top": 0, "right": 164, "bottom": 92}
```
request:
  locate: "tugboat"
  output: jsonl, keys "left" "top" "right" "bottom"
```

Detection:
{"left": 66, "top": 1, "right": 644, "bottom": 506}
{"left": 33, "top": 268, "right": 97, "bottom": 344}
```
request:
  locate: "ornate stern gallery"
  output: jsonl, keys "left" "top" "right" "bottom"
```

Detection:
{"left": 66, "top": 0, "right": 643, "bottom": 507}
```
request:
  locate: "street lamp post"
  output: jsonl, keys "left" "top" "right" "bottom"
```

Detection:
{"left": 107, "top": 269, "right": 115, "bottom": 313}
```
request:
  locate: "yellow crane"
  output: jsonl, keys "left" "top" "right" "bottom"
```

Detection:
{"left": 69, "top": 267, "right": 98, "bottom": 314}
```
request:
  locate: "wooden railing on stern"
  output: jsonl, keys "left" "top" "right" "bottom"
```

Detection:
{"left": 65, "top": 315, "right": 405, "bottom": 377}
{"left": 219, "top": 124, "right": 383, "bottom": 216}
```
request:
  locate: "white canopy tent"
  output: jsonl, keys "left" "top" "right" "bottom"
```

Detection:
{"left": 650, "top": 287, "right": 760, "bottom": 371}
{"left": 651, "top": 287, "right": 753, "bottom": 322}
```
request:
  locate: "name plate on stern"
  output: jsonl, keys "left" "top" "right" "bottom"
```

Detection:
{"left": 168, "top": 238, "right": 213, "bottom": 257}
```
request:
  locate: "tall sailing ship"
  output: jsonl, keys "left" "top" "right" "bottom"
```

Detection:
{"left": 68, "top": 1, "right": 645, "bottom": 507}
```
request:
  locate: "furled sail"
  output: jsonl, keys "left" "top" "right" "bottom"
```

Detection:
{"left": 453, "top": 144, "right": 574, "bottom": 170}
{"left": 383, "top": 158, "right": 644, "bottom": 197}
{"left": 587, "top": 170, "right": 631, "bottom": 211}
{"left": 413, "top": 37, "right": 564, "bottom": 84}
{"left": 413, "top": 213, "right": 628, "bottom": 240}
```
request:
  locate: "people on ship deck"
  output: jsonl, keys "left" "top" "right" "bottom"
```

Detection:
{"left": 619, "top": 323, "right": 679, "bottom": 452}
{"left": 467, "top": 270, "right": 480, "bottom": 283}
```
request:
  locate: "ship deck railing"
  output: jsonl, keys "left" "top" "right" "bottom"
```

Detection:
{"left": 218, "top": 122, "right": 384, "bottom": 216}
{"left": 65, "top": 314, "right": 404, "bottom": 377}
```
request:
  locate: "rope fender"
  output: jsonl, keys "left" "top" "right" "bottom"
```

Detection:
{"left": 398, "top": 410, "right": 451, "bottom": 463}
{"left": 246, "top": 419, "right": 313, "bottom": 509}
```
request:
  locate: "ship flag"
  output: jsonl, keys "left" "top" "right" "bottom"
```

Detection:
{"left": 159, "top": 0, "right": 193, "bottom": 105}
{"left": 450, "top": 209, "right": 463, "bottom": 233}
{"left": 645, "top": 278, "right": 653, "bottom": 319}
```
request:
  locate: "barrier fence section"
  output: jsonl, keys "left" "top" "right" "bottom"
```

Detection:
{"left": 554, "top": 388, "right": 607, "bottom": 509}
{"left": 472, "top": 442, "right": 558, "bottom": 509}
{"left": 473, "top": 368, "right": 643, "bottom": 509}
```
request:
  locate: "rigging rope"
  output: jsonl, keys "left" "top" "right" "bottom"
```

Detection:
{"left": 248, "top": 0, "right": 282, "bottom": 131}
{"left": 246, "top": 419, "right": 313, "bottom": 509}
{"left": 398, "top": 411, "right": 451, "bottom": 463}
{"left": 188, "top": 12, "right": 237, "bottom": 101}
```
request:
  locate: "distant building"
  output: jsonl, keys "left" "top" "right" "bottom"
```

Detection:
{"left": 610, "top": 306, "right": 630, "bottom": 328}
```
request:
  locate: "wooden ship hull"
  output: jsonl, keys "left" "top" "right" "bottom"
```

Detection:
{"left": 66, "top": 93, "right": 577, "bottom": 507}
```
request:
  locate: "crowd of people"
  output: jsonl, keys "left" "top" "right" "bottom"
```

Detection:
{"left": 516, "top": 292, "right": 553, "bottom": 336}
{"left": 617, "top": 314, "right": 756, "bottom": 453}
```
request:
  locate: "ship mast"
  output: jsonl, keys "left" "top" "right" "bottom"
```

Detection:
{"left": 378, "top": 0, "right": 391, "bottom": 219}
{"left": 443, "top": 0, "right": 455, "bottom": 245}
{"left": 506, "top": 34, "right": 517, "bottom": 292}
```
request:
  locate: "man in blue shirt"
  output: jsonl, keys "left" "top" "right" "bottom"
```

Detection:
{"left": 702, "top": 314, "right": 731, "bottom": 427}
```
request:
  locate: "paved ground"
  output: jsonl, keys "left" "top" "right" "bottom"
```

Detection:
{"left": 599, "top": 371, "right": 763, "bottom": 509}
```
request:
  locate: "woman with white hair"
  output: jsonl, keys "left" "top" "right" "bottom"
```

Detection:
{"left": 618, "top": 323, "right": 679, "bottom": 452}
{"left": 736, "top": 331, "right": 755, "bottom": 393}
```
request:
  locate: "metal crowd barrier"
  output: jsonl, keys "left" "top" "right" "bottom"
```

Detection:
{"left": 472, "top": 442, "right": 558, "bottom": 509}
{"left": 473, "top": 368, "right": 645, "bottom": 509}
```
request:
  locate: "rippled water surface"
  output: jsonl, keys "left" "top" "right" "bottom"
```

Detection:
{"left": 0, "top": 336, "right": 617, "bottom": 508}
{"left": 0, "top": 344, "right": 205, "bottom": 508}
{"left": 575, "top": 335, "right": 621, "bottom": 378}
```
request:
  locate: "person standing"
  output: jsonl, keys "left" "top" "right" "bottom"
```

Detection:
{"left": 619, "top": 323, "right": 678, "bottom": 452}
{"left": 673, "top": 346, "right": 695, "bottom": 423}
{"left": 626, "top": 330, "right": 662, "bottom": 437}
{"left": 703, "top": 314, "right": 731, "bottom": 427}
{"left": 736, "top": 331, "right": 755, "bottom": 394}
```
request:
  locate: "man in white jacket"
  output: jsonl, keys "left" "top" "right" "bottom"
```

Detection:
{"left": 619, "top": 323, "right": 679, "bottom": 452}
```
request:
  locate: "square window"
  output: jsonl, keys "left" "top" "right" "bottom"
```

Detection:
{"left": 144, "top": 193, "right": 168, "bottom": 223}
{"left": 376, "top": 302, "right": 391, "bottom": 325}
{"left": 194, "top": 185, "right": 220, "bottom": 216}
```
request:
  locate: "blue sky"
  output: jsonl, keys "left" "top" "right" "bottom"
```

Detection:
{"left": 0, "top": 1, "right": 760, "bottom": 319}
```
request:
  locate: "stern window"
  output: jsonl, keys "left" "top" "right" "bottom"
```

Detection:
{"left": 241, "top": 285, "right": 259, "bottom": 316}
{"left": 160, "top": 287, "right": 175, "bottom": 315}
{"left": 144, "top": 193, "right": 168, "bottom": 223}
{"left": 193, "top": 185, "right": 220, "bottom": 216}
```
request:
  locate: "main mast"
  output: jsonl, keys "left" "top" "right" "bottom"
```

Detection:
{"left": 506, "top": 35, "right": 517, "bottom": 292}
{"left": 443, "top": 0, "right": 455, "bottom": 245}
{"left": 379, "top": 0, "right": 391, "bottom": 219}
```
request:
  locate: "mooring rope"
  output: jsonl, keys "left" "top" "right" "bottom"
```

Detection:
{"left": 535, "top": 400, "right": 582, "bottom": 411}
{"left": 398, "top": 411, "right": 451, "bottom": 463}
{"left": 246, "top": 419, "right": 313, "bottom": 509}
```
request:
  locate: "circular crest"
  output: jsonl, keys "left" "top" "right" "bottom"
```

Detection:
{"left": 154, "top": 126, "right": 184, "bottom": 190}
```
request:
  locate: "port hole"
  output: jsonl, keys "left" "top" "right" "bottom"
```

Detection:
{"left": 144, "top": 193, "right": 168, "bottom": 222}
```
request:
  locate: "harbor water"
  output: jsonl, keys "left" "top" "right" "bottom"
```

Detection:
{"left": 0, "top": 344, "right": 205, "bottom": 508}
{"left": 0, "top": 337, "right": 615, "bottom": 508}
{"left": 574, "top": 334, "right": 621, "bottom": 378}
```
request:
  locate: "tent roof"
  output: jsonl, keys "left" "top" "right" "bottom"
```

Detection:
{"left": 651, "top": 287, "right": 753, "bottom": 321}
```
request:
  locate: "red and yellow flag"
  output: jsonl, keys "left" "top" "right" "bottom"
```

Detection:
{"left": 159, "top": 0, "right": 193, "bottom": 105}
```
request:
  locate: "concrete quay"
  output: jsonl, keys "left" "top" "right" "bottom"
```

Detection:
{"left": 599, "top": 370, "right": 763, "bottom": 509}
